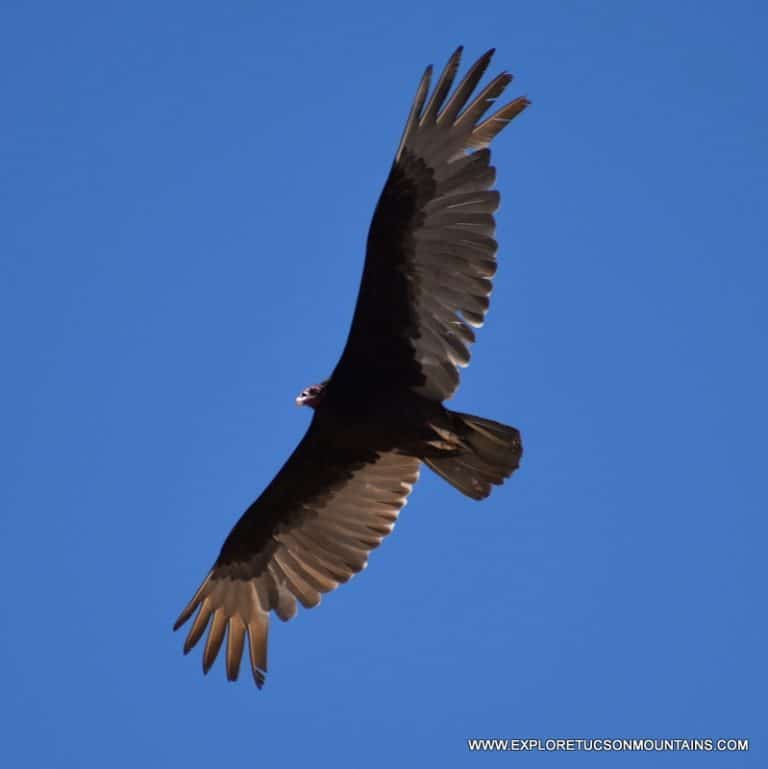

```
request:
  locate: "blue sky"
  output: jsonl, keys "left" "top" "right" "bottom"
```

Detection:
{"left": 1, "top": 1, "right": 766, "bottom": 766}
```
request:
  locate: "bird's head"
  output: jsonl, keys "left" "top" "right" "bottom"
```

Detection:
{"left": 295, "top": 381, "right": 327, "bottom": 409}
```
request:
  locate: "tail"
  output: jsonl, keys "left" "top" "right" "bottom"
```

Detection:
{"left": 423, "top": 411, "right": 522, "bottom": 500}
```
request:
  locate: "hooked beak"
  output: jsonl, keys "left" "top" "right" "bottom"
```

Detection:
{"left": 296, "top": 391, "right": 315, "bottom": 407}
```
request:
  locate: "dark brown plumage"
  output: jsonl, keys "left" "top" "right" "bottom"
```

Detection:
{"left": 174, "top": 47, "right": 528, "bottom": 687}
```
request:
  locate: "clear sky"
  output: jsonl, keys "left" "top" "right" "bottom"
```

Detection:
{"left": 1, "top": 1, "right": 765, "bottom": 767}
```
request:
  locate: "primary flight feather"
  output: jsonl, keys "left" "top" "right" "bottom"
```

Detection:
{"left": 174, "top": 47, "right": 529, "bottom": 687}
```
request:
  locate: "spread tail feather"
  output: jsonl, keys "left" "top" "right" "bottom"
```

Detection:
{"left": 424, "top": 411, "right": 522, "bottom": 500}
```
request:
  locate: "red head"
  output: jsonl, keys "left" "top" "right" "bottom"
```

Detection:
{"left": 295, "top": 381, "right": 327, "bottom": 409}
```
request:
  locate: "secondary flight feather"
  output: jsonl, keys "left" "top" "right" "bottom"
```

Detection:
{"left": 174, "top": 47, "right": 529, "bottom": 687}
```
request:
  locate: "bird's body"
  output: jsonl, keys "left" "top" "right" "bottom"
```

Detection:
{"left": 174, "top": 47, "right": 528, "bottom": 687}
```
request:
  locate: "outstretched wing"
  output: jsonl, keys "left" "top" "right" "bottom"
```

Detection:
{"left": 330, "top": 47, "right": 529, "bottom": 403}
{"left": 173, "top": 417, "right": 420, "bottom": 687}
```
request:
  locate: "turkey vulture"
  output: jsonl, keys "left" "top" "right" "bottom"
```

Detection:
{"left": 174, "top": 47, "right": 528, "bottom": 687}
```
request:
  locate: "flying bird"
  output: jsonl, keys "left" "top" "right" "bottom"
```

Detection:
{"left": 174, "top": 47, "right": 528, "bottom": 687}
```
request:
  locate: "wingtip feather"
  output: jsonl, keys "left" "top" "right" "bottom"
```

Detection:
{"left": 421, "top": 49, "right": 463, "bottom": 125}
{"left": 183, "top": 599, "right": 213, "bottom": 654}
{"left": 248, "top": 617, "right": 269, "bottom": 689}
{"left": 202, "top": 610, "right": 227, "bottom": 674}
{"left": 226, "top": 616, "right": 246, "bottom": 681}
{"left": 469, "top": 95, "right": 530, "bottom": 148}
{"left": 436, "top": 48, "right": 497, "bottom": 126}
{"left": 172, "top": 613, "right": 189, "bottom": 633}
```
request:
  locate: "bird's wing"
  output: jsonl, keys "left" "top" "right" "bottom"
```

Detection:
{"left": 330, "top": 47, "right": 529, "bottom": 402}
{"left": 173, "top": 418, "right": 421, "bottom": 687}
